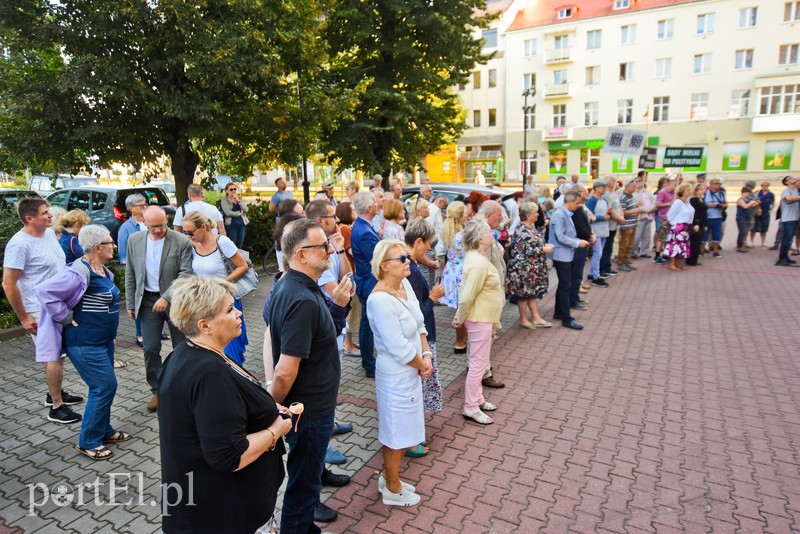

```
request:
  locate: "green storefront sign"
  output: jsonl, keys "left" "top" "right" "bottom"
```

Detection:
{"left": 549, "top": 137, "right": 659, "bottom": 151}
{"left": 662, "top": 147, "right": 705, "bottom": 168}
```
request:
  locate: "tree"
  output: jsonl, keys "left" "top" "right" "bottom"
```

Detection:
{"left": 0, "top": 0, "right": 331, "bottom": 202}
{"left": 321, "top": 0, "right": 493, "bottom": 176}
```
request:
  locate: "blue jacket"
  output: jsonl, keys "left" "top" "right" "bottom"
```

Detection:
{"left": 351, "top": 216, "right": 380, "bottom": 300}
{"left": 58, "top": 231, "right": 82, "bottom": 264}
{"left": 117, "top": 217, "right": 142, "bottom": 264}
{"left": 548, "top": 206, "right": 580, "bottom": 262}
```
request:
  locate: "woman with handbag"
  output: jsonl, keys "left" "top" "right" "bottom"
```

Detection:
{"left": 180, "top": 211, "right": 250, "bottom": 366}
{"left": 220, "top": 183, "right": 249, "bottom": 248}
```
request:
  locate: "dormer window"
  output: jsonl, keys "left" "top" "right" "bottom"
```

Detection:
{"left": 558, "top": 7, "right": 574, "bottom": 19}
{"left": 614, "top": 0, "right": 631, "bottom": 9}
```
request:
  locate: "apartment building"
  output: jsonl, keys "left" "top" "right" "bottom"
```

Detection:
{"left": 458, "top": 0, "right": 800, "bottom": 182}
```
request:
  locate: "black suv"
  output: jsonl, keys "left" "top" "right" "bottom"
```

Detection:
{"left": 46, "top": 186, "right": 176, "bottom": 240}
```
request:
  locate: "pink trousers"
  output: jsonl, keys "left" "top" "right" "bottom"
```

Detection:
{"left": 464, "top": 320, "right": 493, "bottom": 410}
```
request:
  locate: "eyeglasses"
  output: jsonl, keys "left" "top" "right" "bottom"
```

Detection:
{"left": 132, "top": 203, "right": 147, "bottom": 208}
{"left": 318, "top": 214, "right": 338, "bottom": 221}
{"left": 98, "top": 241, "right": 115, "bottom": 247}
{"left": 299, "top": 239, "right": 333, "bottom": 251}
{"left": 146, "top": 223, "right": 167, "bottom": 229}
{"left": 182, "top": 229, "right": 196, "bottom": 237}
{"left": 382, "top": 253, "right": 412, "bottom": 264}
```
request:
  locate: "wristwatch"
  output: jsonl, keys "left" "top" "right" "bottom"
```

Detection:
{"left": 335, "top": 249, "right": 346, "bottom": 254}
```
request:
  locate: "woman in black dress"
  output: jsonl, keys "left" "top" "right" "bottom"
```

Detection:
{"left": 687, "top": 183, "right": 708, "bottom": 266}
{"left": 159, "top": 276, "right": 292, "bottom": 533}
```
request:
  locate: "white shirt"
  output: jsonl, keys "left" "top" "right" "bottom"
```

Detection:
{"left": 144, "top": 236, "right": 165, "bottom": 292}
{"left": 191, "top": 236, "right": 237, "bottom": 279}
{"left": 173, "top": 200, "right": 223, "bottom": 233}
{"left": 367, "top": 279, "right": 427, "bottom": 375}
{"left": 2, "top": 228, "right": 65, "bottom": 313}
{"left": 666, "top": 199, "right": 695, "bottom": 225}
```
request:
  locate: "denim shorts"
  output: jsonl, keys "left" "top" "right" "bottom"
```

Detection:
{"left": 707, "top": 218, "right": 723, "bottom": 243}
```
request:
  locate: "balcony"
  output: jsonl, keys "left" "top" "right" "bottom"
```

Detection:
{"left": 545, "top": 47, "right": 573, "bottom": 64}
{"left": 544, "top": 83, "right": 571, "bottom": 98}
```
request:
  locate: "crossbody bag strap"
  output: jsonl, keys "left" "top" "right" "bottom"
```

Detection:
{"left": 216, "top": 236, "right": 233, "bottom": 275}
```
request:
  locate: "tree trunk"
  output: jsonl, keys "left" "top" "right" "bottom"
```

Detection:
{"left": 163, "top": 135, "right": 199, "bottom": 205}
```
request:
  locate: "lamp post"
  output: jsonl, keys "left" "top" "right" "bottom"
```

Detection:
{"left": 522, "top": 87, "right": 536, "bottom": 177}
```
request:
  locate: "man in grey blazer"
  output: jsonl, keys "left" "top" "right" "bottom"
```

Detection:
{"left": 548, "top": 192, "right": 589, "bottom": 330}
{"left": 126, "top": 206, "right": 193, "bottom": 411}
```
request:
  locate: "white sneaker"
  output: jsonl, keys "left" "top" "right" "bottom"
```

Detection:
{"left": 378, "top": 474, "right": 416, "bottom": 493}
{"left": 382, "top": 486, "right": 421, "bottom": 506}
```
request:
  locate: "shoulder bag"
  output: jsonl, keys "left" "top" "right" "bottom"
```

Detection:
{"left": 217, "top": 238, "right": 259, "bottom": 300}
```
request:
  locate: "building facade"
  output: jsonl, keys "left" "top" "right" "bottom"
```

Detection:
{"left": 457, "top": 0, "right": 800, "bottom": 183}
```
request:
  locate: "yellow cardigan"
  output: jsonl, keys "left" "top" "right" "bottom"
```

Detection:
{"left": 456, "top": 250, "right": 504, "bottom": 324}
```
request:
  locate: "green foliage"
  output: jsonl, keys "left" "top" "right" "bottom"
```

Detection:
{"left": 242, "top": 197, "right": 276, "bottom": 260}
{"left": 0, "top": 209, "right": 22, "bottom": 328}
{"left": 321, "top": 0, "right": 495, "bottom": 174}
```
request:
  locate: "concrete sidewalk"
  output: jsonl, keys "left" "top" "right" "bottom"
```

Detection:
{"left": 1, "top": 217, "right": 799, "bottom": 533}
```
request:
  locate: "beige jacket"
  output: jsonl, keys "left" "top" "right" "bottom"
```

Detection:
{"left": 456, "top": 251, "right": 504, "bottom": 324}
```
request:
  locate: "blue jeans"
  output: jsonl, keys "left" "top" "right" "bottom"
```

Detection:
{"left": 570, "top": 247, "right": 588, "bottom": 307}
{"left": 601, "top": 229, "right": 616, "bottom": 274}
{"left": 225, "top": 224, "right": 245, "bottom": 249}
{"left": 66, "top": 341, "right": 117, "bottom": 449}
{"left": 779, "top": 220, "right": 798, "bottom": 261}
{"left": 589, "top": 236, "right": 606, "bottom": 278}
{"left": 281, "top": 411, "right": 335, "bottom": 534}
{"left": 358, "top": 296, "right": 375, "bottom": 375}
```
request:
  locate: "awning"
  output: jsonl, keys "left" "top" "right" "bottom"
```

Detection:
{"left": 459, "top": 150, "right": 504, "bottom": 161}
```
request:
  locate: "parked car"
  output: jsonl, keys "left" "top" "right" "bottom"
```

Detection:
{"left": 401, "top": 183, "right": 518, "bottom": 205}
{"left": 28, "top": 175, "right": 100, "bottom": 196}
{"left": 0, "top": 189, "right": 43, "bottom": 211}
{"left": 46, "top": 186, "right": 175, "bottom": 240}
{"left": 146, "top": 180, "right": 177, "bottom": 206}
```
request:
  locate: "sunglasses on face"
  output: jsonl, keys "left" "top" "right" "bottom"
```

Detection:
{"left": 182, "top": 229, "right": 197, "bottom": 237}
{"left": 382, "top": 253, "right": 412, "bottom": 264}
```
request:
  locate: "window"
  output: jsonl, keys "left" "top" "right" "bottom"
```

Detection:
{"left": 691, "top": 93, "right": 709, "bottom": 120}
{"left": 785, "top": 2, "right": 800, "bottom": 22}
{"left": 759, "top": 85, "right": 800, "bottom": 115}
{"left": 614, "top": 0, "right": 630, "bottom": 9}
{"left": 731, "top": 89, "right": 751, "bottom": 117}
{"left": 524, "top": 38, "right": 537, "bottom": 57}
{"left": 587, "top": 30, "right": 602, "bottom": 49}
{"left": 735, "top": 49, "right": 754, "bottom": 70}
{"left": 488, "top": 108, "right": 497, "bottom": 127}
{"left": 657, "top": 19, "right": 674, "bottom": 40}
{"left": 553, "top": 105, "right": 566, "bottom": 127}
{"left": 653, "top": 96, "right": 670, "bottom": 122}
{"left": 523, "top": 106, "right": 536, "bottom": 129}
{"left": 91, "top": 192, "right": 108, "bottom": 210}
{"left": 584, "top": 102, "right": 599, "bottom": 126}
{"left": 738, "top": 7, "right": 757, "bottom": 28}
{"left": 473, "top": 71, "right": 481, "bottom": 89}
{"left": 554, "top": 34, "right": 569, "bottom": 49}
{"left": 47, "top": 190, "right": 70, "bottom": 207}
{"left": 617, "top": 99, "right": 633, "bottom": 124}
{"left": 557, "top": 8, "right": 573, "bottom": 19}
{"left": 473, "top": 110, "right": 481, "bottom": 127}
{"left": 586, "top": 65, "right": 600, "bottom": 85}
{"left": 554, "top": 69, "right": 568, "bottom": 85}
{"left": 458, "top": 82, "right": 466, "bottom": 91}
{"left": 779, "top": 44, "right": 799, "bottom": 65}
{"left": 697, "top": 13, "right": 715, "bottom": 35}
{"left": 523, "top": 73, "right": 536, "bottom": 91}
{"left": 482, "top": 29, "right": 498, "bottom": 48}
{"left": 621, "top": 24, "right": 637, "bottom": 44}
{"left": 67, "top": 191, "right": 91, "bottom": 211}
{"left": 619, "top": 62, "right": 634, "bottom": 81}
{"left": 488, "top": 69, "right": 497, "bottom": 88}
{"left": 694, "top": 53, "right": 712, "bottom": 74}
{"left": 655, "top": 58, "right": 672, "bottom": 78}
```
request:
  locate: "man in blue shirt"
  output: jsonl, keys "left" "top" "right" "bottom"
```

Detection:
{"left": 548, "top": 192, "right": 590, "bottom": 330}
{"left": 269, "top": 177, "right": 295, "bottom": 218}
{"left": 350, "top": 191, "right": 382, "bottom": 377}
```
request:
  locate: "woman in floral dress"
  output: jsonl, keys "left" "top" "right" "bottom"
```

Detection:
{"left": 506, "top": 202, "right": 554, "bottom": 329}
{"left": 439, "top": 201, "right": 468, "bottom": 353}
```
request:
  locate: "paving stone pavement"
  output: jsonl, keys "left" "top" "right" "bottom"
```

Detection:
{"left": 2, "top": 218, "right": 800, "bottom": 533}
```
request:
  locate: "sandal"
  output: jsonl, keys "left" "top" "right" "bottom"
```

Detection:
{"left": 104, "top": 431, "right": 132, "bottom": 443}
{"left": 480, "top": 401, "right": 497, "bottom": 412}
{"left": 75, "top": 444, "right": 113, "bottom": 461}
{"left": 453, "top": 345, "right": 467, "bottom": 354}
{"left": 462, "top": 408, "right": 493, "bottom": 425}
{"left": 113, "top": 360, "right": 128, "bottom": 369}
{"left": 406, "top": 443, "right": 428, "bottom": 457}
{"left": 519, "top": 322, "right": 536, "bottom": 330}
{"left": 533, "top": 319, "right": 553, "bottom": 328}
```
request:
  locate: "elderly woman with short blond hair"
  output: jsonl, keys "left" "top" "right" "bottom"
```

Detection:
{"left": 367, "top": 239, "right": 432, "bottom": 507}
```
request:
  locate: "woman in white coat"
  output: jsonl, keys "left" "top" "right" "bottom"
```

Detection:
{"left": 367, "top": 239, "right": 433, "bottom": 507}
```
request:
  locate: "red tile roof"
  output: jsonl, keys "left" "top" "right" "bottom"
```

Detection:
{"left": 507, "top": 0, "right": 701, "bottom": 32}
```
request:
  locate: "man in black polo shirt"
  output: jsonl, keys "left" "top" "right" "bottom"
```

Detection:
{"left": 268, "top": 218, "right": 348, "bottom": 534}
{"left": 570, "top": 184, "right": 595, "bottom": 311}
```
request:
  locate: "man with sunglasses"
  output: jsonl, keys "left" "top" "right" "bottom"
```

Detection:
{"left": 126, "top": 206, "right": 194, "bottom": 412}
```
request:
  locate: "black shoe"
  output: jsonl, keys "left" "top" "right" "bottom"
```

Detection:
{"left": 789, "top": 258, "right": 798, "bottom": 264}
{"left": 161, "top": 333, "right": 171, "bottom": 340}
{"left": 365, "top": 371, "right": 375, "bottom": 378}
{"left": 587, "top": 275, "right": 596, "bottom": 281}
{"left": 562, "top": 320, "right": 584, "bottom": 330}
{"left": 776, "top": 259, "right": 793, "bottom": 267}
{"left": 598, "top": 273, "right": 610, "bottom": 279}
{"left": 322, "top": 468, "right": 351, "bottom": 487}
{"left": 553, "top": 314, "right": 563, "bottom": 320}
{"left": 607, "top": 270, "right": 619, "bottom": 276}
{"left": 44, "top": 390, "right": 84, "bottom": 407}
{"left": 571, "top": 302, "right": 588, "bottom": 311}
{"left": 47, "top": 405, "right": 82, "bottom": 424}
{"left": 313, "top": 502, "right": 338, "bottom": 523}
{"left": 591, "top": 279, "right": 609, "bottom": 287}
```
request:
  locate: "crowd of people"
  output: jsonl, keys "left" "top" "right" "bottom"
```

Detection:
{"left": 2, "top": 170, "right": 798, "bottom": 532}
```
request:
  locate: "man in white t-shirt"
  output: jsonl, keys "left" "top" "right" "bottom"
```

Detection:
{"left": 172, "top": 184, "right": 225, "bottom": 235}
{"left": 2, "top": 198, "right": 83, "bottom": 424}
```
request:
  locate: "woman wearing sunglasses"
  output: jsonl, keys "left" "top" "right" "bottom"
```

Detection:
{"left": 180, "top": 211, "right": 250, "bottom": 366}
{"left": 452, "top": 219, "right": 504, "bottom": 425}
{"left": 367, "top": 239, "right": 433, "bottom": 506}
{"left": 220, "top": 183, "right": 249, "bottom": 248}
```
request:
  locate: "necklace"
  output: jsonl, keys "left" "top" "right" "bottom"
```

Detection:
{"left": 187, "top": 339, "right": 264, "bottom": 389}
{"left": 88, "top": 262, "right": 106, "bottom": 276}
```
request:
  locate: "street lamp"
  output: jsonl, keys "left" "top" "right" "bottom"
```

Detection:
{"left": 522, "top": 87, "right": 536, "bottom": 177}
